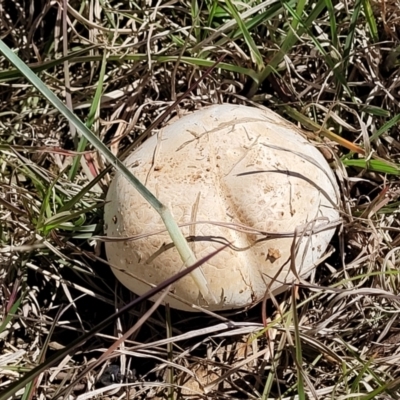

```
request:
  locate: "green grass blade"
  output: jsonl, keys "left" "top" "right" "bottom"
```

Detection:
{"left": 0, "top": 46, "right": 98, "bottom": 81}
{"left": 224, "top": 0, "right": 264, "bottom": 70}
{"left": 0, "top": 293, "right": 25, "bottom": 334}
{"left": 191, "top": 0, "right": 201, "bottom": 42}
{"left": 59, "top": 168, "right": 108, "bottom": 213}
{"left": 324, "top": 0, "right": 338, "bottom": 49}
{"left": 291, "top": 288, "right": 305, "bottom": 400}
{"left": 0, "top": 53, "right": 260, "bottom": 83}
{"left": 342, "top": 0, "right": 362, "bottom": 74}
{"left": 370, "top": 113, "right": 400, "bottom": 142}
{"left": 350, "top": 357, "right": 373, "bottom": 393}
{"left": 40, "top": 205, "right": 98, "bottom": 234}
{"left": 361, "top": 105, "right": 391, "bottom": 117}
{"left": 68, "top": 51, "right": 108, "bottom": 181}
{"left": 37, "top": 174, "right": 59, "bottom": 230}
{"left": 362, "top": 0, "right": 378, "bottom": 42}
{"left": 342, "top": 159, "right": 400, "bottom": 175}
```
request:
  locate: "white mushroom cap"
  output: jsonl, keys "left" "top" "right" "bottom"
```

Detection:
{"left": 104, "top": 104, "right": 340, "bottom": 311}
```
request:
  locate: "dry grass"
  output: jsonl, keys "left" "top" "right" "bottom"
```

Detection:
{"left": 2, "top": 0, "right": 400, "bottom": 399}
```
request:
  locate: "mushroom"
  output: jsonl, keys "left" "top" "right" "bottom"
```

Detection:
{"left": 104, "top": 104, "right": 340, "bottom": 311}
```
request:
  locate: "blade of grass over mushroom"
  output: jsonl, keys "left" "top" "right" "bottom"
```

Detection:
{"left": 0, "top": 39, "right": 216, "bottom": 304}
{"left": 224, "top": 0, "right": 264, "bottom": 70}
{"left": 0, "top": 244, "right": 228, "bottom": 400}
{"left": 68, "top": 51, "right": 108, "bottom": 181}
{"left": 247, "top": 0, "right": 325, "bottom": 97}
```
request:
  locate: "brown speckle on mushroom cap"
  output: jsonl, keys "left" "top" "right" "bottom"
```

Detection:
{"left": 104, "top": 104, "right": 340, "bottom": 311}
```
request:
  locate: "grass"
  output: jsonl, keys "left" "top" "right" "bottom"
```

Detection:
{"left": 1, "top": 0, "right": 400, "bottom": 398}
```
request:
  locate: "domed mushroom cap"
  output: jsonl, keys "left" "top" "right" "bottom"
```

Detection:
{"left": 104, "top": 104, "right": 340, "bottom": 311}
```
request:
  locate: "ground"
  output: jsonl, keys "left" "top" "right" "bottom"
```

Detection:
{"left": 1, "top": 0, "right": 400, "bottom": 399}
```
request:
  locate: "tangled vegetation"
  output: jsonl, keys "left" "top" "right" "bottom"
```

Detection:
{"left": 1, "top": 0, "right": 400, "bottom": 398}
